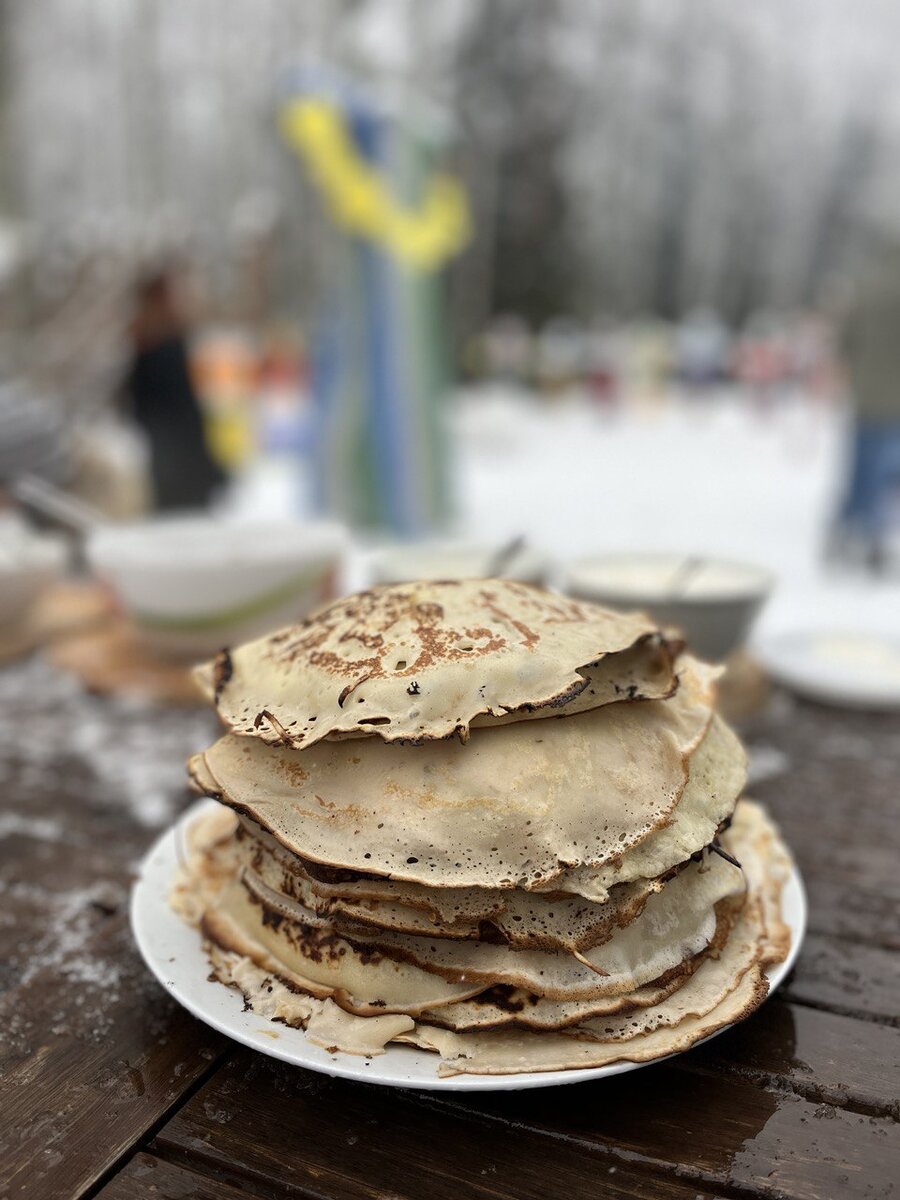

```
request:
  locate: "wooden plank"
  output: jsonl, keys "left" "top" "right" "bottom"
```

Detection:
{"left": 0, "top": 661, "right": 225, "bottom": 1199}
{"left": 749, "top": 700, "right": 897, "bottom": 843}
{"left": 0, "top": 822, "right": 225, "bottom": 1200}
{"left": 0, "top": 911, "right": 229, "bottom": 1200}
{"left": 796, "top": 873, "right": 899, "bottom": 949}
{"left": 155, "top": 1054, "right": 723, "bottom": 1200}
{"left": 764, "top": 786, "right": 900, "bottom": 849}
{"left": 743, "top": 718, "right": 899, "bottom": 953}
{"left": 1, "top": 654, "right": 896, "bottom": 1200}
{"left": 684, "top": 999, "right": 900, "bottom": 1116}
{"left": 423, "top": 1065, "right": 900, "bottom": 1200}
{"left": 782, "top": 933, "right": 899, "bottom": 1025}
{"left": 761, "top": 785, "right": 900, "bottom": 855}
{"left": 733, "top": 798, "right": 900, "bottom": 950}
{"left": 746, "top": 705, "right": 899, "bottom": 953}
{"left": 776, "top": 819, "right": 900, "bottom": 897}
{"left": 95, "top": 1152, "right": 254, "bottom": 1200}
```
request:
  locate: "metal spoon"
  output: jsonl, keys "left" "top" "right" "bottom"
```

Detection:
{"left": 485, "top": 534, "right": 527, "bottom": 578}
{"left": 667, "top": 555, "right": 704, "bottom": 597}
{"left": 11, "top": 473, "right": 104, "bottom": 537}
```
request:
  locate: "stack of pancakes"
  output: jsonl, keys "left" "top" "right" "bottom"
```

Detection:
{"left": 173, "top": 579, "right": 792, "bottom": 1076}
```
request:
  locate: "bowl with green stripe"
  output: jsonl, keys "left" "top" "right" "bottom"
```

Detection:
{"left": 87, "top": 514, "right": 346, "bottom": 659}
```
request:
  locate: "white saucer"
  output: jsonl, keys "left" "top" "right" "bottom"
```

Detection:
{"left": 131, "top": 800, "right": 807, "bottom": 1092}
{"left": 755, "top": 630, "right": 900, "bottom": 710}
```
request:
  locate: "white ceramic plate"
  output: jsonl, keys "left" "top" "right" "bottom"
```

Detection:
{"left": 755, "top": 630, "right": 900, "bottom": 710}
{"left": 131, "top": 800, "right": 807, "bottom": 1092}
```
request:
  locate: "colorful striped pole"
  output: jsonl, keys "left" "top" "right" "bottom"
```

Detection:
{"left": 280, "top": 72, "right": 467, "bottom": 536}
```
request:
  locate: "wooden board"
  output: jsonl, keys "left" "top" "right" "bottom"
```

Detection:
{"left": 50, "top": 620, "right": 203, "bottom": 706}
{"left": 0, "top": 652, "right": 896, "bottom": 1200}
{"left": 155, "top": 1050, "right": 899, "bottom": 1200}
{"left": 0, "top": 580, "right": 114, "bottom": 665}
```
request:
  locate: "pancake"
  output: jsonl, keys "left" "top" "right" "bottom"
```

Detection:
{"left": 174, "top": 803, "right": 743, "bottom": 1004}
{"left": 232, "top": 848, "right": 742, "bottom": 1000}
{"left": 171, "top": 815, "right": 481, "bottom": 1017}
{"left": 399, "top": 805, "right": 786, "bottom": 1074}
{"left": 724, "top": 798, "right": 792, "bottom": 966}
{"left": 231, "top": 809, "right": 670, "bottom": 952}
{"left": 194, "top": 579, "right": 678, "bottom": 748}
{"left": 203, "top": 711, "right": 744, "bottom": 945}
{"left": 170, "top": 579, "right": 795, "bottom": 1077}
{"left": 538, "top": 713, "right": 747, "bottom": 902}
{"left": 406, "top": 950, "right": 768, "bottom": 1077}
{"left": 414, "top": 927, "right": 718, "bottom": 1031}
{"left": 191, "top": 656, "right": 717, "bottom": 889}
{"left": 177, "top": 800, "right": 790, "bottom": 1070}
{"left": 304, "top": 900, "right": 738, "bottom": 1034}
{"left": 239, "top": 845, "right": 667, "bottom": 952}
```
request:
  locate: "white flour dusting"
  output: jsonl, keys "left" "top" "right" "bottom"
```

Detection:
{"left": 0, "top": 654, "right": 217, "bottom": 830}
{"left": 0, "top": 654, "right": 219, "bottom": 1046}
{"left": 0, "top": 812, "right": 64, "bottom": 841}
{"left": 2, "top": 878, "right": 128, "bottom": 990}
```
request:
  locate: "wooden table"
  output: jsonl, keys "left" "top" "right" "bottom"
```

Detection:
{"left": 1, "top": 655, "right": 897, "bottom": 1200}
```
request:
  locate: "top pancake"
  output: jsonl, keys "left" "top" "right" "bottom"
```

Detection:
{"left": 194, "top": 579, "right": 675, "bottom": 749}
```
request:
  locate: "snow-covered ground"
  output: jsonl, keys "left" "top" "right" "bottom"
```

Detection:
{"left": 453, "top": 388, "right": 900, "bottom": 643}
{"left": 449, "top": 386, "right": 900, "bottom": 643}
{"left": 453, "top": 386, "right": 843, "bottom": 579}
{"left": 233, "top": 383, "right": 900, "bottom": 642}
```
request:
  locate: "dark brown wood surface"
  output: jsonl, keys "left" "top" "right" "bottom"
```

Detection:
{"left": 1, "top": 654, "right": 896, "bottom": 1200}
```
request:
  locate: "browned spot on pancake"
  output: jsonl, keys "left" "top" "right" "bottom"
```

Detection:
{"left": 213, "top": 649, "right": 233, "bottom": 702}
{"left": 281, "top": 761, "right": 309, "bottom": 785}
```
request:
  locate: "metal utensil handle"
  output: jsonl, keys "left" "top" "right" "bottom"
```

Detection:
{"left": 485, "top": 534, "right": 527, "bottom": 578}
{"left": 11, "top": 473, "right": 104, "bottom": 536}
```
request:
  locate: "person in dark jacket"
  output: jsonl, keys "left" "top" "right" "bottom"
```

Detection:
{"left": 125, "top": 267, "right": 225, "bottom": 510}
{"left": 835, "top": 251, "right": 900, "bottom": 571}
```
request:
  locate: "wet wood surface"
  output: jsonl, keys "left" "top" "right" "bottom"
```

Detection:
{"left": 0, "top": 655, "right": 896, "bottom": 1200}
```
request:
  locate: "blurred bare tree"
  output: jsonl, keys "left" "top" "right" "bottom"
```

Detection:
{"left": 3, "top": 0, "right": 900, "bottom": 350}
{"left": 454, "top": 0, "right": 577, "bottom": 328}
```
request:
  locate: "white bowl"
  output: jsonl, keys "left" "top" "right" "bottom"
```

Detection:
{"left": 86, "top": 515, "right": 346, "bottom": 658}
{"left": 565, "top": 554, "right": 772, "bottom": 661}
{"left": 368, "top": 540, "right": 550, "bottom": 587}
{"left": 0, "top": 515, "right": 68, "bottom": 627}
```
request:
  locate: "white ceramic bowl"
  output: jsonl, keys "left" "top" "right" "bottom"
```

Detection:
{"left": 565, "top": 554, "right": 772, "bottom": 661}
{"left": 86, "top": 515, "right": 346, "bottom": 659}
{"left": 0, "top": 514, "right": 68, "bottom": 627}
{"left": 368, "top": 540, "right": 550, "bottom": 587}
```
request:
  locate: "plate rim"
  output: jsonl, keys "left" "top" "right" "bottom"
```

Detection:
{"left": 130, "top": 799, "right": 807, "bottom": 1092}
{"left": 754, "top": 629, "right": 900, "bottom": 710}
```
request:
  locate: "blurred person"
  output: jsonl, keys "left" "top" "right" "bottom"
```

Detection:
{"left": 190, "top": 328, "right": 258, "bottom": 472}
{"left": 123, "top": 267, "right": 225, "bottom": 511}
{"left": 256, "top": 324, "right": 310, "bottom": 456}
{"left": 482, "top": 313, "right": 534, "bottom": 388}
{"left": 809, "top": 318, "right": 839, "bottom": 403}
{"left": 626, "top": 317, "right": 676, "bottom": 409}
{"left": 734, "top": 312, "right": 790, "bottom": 414}
{"left": 831, "top": 251, "right": 900, "bottom": 571}
{"left": 584, "top": 317, "right": 622, "bottom": 414}
{"left": 535, "top": 317, "right": 585, "bottom": 398}
{"left": 68, "top": 418, "right": 151, "bottom": 521}
{"left": 676, "top": 307, "right": 731, "bottom": 395}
